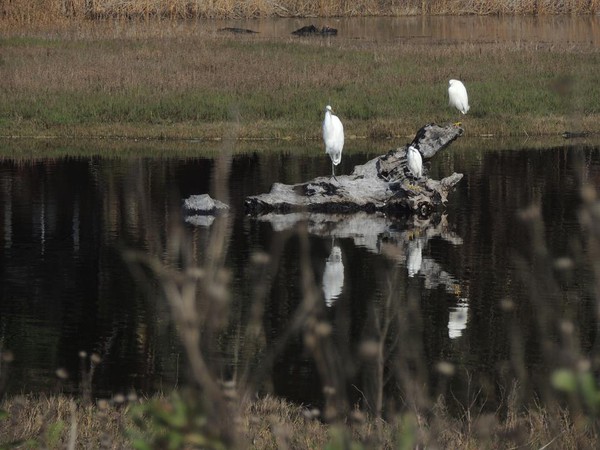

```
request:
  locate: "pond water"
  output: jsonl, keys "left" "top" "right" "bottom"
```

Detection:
{"left": 97, "top": 15, "right": 600, "bottom": 48}
{"left": 1, "top": 136, "right": 599, "bottom": 411}
{"left": 208, "top": 15, "right": 600, "bottom": 47}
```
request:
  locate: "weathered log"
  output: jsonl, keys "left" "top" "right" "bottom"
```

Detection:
{"left": 245, "top": 123, "right": 464, "bottom": 216}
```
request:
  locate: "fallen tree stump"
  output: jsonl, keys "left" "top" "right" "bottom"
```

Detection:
{"left": 245, "top": 123, "right": 464, "bottom": 217}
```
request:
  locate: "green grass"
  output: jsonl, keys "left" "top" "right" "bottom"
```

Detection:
{"left": 0, "top": 26, "right": 599, "bottom": 141}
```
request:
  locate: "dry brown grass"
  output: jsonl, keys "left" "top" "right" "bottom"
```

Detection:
{"left": 0, "top": 394, "right": 131, "bottom": 448}
{"left": 0, "top": 392, "right": 597, "bottom": 449}
{"left": 2, "top": 0, "right": 599, "bottom": 23}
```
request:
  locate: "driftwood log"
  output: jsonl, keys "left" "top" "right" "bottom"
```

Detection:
{"left": 245, "top": 123, "right": 464, "bottom": 217}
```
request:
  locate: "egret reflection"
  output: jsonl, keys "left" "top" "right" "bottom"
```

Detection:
{"left": 448, "top": 301, "right": 469, "bottom": 339}
{"left": 406, "top": 238, "right": 424, "bottom": 277}
{"left": 256, "top": 211, "right": 466, "bottom": 322}
{"left": 258, "top": 212, "right": 464, "bottom": 299}
{"left": 322, "top": 243, "right": 344, "bottom": 307}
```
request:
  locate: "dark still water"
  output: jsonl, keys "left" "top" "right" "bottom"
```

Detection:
{"left": 1, "top": 138, "right": 599, "bottom": 409}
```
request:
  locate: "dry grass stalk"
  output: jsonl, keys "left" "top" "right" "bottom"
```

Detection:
{"left": 123, "top": 137, "right": 239, "bottom": 446}
{"left": 0, "top": 394, "right": 131, "bottom": 448}
{"left": 0, "top": 392, "right": 597, "bottom": 448}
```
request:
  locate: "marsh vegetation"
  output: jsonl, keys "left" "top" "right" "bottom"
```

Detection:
{"left": 1, "top": 17, "right": 600, "bottom": 141}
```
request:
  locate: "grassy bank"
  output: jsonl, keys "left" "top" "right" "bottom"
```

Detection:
{"left": 1, "top": 22, "right": 599, "bottom": 141}
{"left": 3, "top": 0, "right": 600, "bottom": 21}
{"left": 0, "top": 134, "right": 582, "bottom": 160}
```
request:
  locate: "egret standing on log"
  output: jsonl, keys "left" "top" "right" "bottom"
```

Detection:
{"left": 322, "top": 105, "right": 344, "bottom": 181}
{"left": 407, "top": 145, "right": 423, "bottom": 180}
{"left": 448, "top": 79, "right": 470, "bottom": 117}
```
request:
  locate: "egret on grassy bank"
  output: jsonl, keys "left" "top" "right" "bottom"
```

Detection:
{"left": 448, "top": 79, "right": 470, "bottom": 116}
{"left": 407, "top": 145, "right": 423, "bottom": 180}
{"left": 322, "top": 105, "right": 344, "bottom": 181}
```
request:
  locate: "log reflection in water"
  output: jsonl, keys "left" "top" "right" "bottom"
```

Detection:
{"left": 257, "top": 211, "right": 465, "bottom": 301}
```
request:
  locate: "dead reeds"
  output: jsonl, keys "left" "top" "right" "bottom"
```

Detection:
{"left": 1, "top": 384, "right": 598, "bottom": 447}
{"left": 2, "top": 0, "right": 599, "bottom": 23}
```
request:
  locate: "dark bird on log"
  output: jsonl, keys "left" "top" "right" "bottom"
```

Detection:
{"left": 292, "top": 25, "right": 338, "bottom": 36}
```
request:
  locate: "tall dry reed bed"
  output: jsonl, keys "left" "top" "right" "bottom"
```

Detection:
{"left": 0, "top": 22, "right": 599, "bottom": 140}
{"left": 2, "top": 0, "right": 600, "bottom": 21}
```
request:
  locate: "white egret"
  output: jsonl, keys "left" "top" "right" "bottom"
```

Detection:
{"left": 406, "top": 145, "right": 423, "bottom": 180}
{"left": 448, "top": 79, "right": 470, "bottom": 115}
{"left": 322, "top": 105, "right": 344, "bottom": 181}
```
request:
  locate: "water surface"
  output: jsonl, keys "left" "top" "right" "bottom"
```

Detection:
{"left": 208, "top": 15, "right": 600, "bottom": 47}
{"left": 1, "top": 137, "right": 599, "bottom": 410}
{"left": 84, "top": 15, "right": 600, "bottom": 49}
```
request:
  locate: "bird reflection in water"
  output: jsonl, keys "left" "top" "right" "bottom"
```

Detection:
{"left": 448, "top": 300, "right": 469, "bottom": 339}
{"left": 322, "top": 242, "right": 344, "bottom": 307}
{"left": 406, "top": 237, "right": 424, "bottom": 278}
{"left": 403, "top": 227, "right": 469, "bottom": 339}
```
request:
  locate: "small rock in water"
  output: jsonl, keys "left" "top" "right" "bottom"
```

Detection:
{"left": 183, "top": 194, "right": 229, "bottom": 213}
